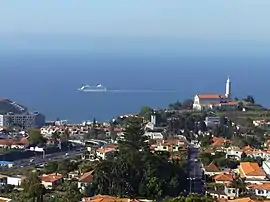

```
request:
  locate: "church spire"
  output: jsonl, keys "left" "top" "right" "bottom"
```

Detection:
{"left": 225, "top": 76, "right": 231, "bottom": 98}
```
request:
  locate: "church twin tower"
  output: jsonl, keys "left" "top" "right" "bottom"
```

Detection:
{"left": 225, "top": 77, "right": 231, "bottom": 98}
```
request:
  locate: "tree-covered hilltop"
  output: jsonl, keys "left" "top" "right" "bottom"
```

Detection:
{"left": 89, "top": 117, "right": 189, "bottom": 200}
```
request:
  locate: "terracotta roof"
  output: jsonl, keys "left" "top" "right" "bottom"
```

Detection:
{"left": 213, "top": 173, "right": 234, "bottom": 181}
{"left": 211, "top": 137, "right": 230, "bottom": 147}
{"left": 0, "top": 138, "right": 29, "bottom": 146}
{"left": 0, "top": 197, "right": 12, "bottom": 202}
{"left": 96, "top": 147, "right": 116, "bottom": 154}
{"left": 229, "top": 197, "right": 270, "bottom": 202}
{"left": 197, "top": 94, "right": 225, "bottom": 99}
{"left": 239, "top": 162, "right": 266, "bottom": 177}
{"left": 84, "top": 195, "right": 139, "bottom": 202}
{"left": 40, "top": 173, "right": 63, "bottom": 183}
{"left": 78, "top": 171, "right": 94, "bottom": 183}
{"left": 247, "top": 183, "right": 270, "bottom": 191}
{"left": 205, "top": 161, "right": 220, "bottom": 172}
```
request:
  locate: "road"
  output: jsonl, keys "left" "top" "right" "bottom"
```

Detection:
{"left": 3, "top": 149, "right": 83, "bottom": 171}
{"left": 187, "top": 146, "right": 204, "bottom": 195}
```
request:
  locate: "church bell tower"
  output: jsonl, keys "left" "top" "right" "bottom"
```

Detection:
{"left": 225, "top": 77, "right": 231, "bottom": 98}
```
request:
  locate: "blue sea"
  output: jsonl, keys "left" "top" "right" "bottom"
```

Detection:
{"left": 0, "top": 52, "right": 269, "bottom": 123}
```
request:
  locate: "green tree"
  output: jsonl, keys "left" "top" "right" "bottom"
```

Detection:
{"left": 181, "top": 99, "right": 194, "bottom": 109}
{"left": 168, "top": 101, "right": 182, "bottom": 110}
{"left": 21, "top": 171, "right": 45, "bottom": 202}
{"left": 164, "top": 194, "right": 213, "bottom": 202}
{"left": 110, "top": 130, "right": 118, "bottom": 141}
{"left": 119, "top": 118, "right": 149, "bottom": 152}
{"left": 139, "top": 106, "right": 153, "bottom": 121}
{"left": 44, "top": 161, "right": 58, "bottom": 174}
{"left": 245, "top": 95, "right": 255, "bottom": 104}
{"left": 61, "top": 129, "right": 70, "bottom": 141}
{"left": 91, "top": 118, "right": 188, "bottom": 199}
{"left": 28, "top": 128, "right": 46, "bottom": 145}
{"left": 51, "top": 132, "right": 60, "bottom": 140}
{"left": 63, "top": 181, "right": 82, "bottom": 202}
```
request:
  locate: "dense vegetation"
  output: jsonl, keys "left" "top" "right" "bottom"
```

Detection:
{"left": 88, "top": 118, "right": 189, "bottom": 200}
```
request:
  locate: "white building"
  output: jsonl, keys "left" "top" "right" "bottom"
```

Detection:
{"left": 225, "top": 147, "right": 243, "bottom": 160}
{"left": 247, "top": 184, "right": 270, "bottom": 199}
{"left": 205, "top": 116, "right": 220, "bottom": 127}
{"left": 0, "top": 112, "right": 45, "bottom": 129}
{"left": 193, "top": 77, "right": 236, "bottom": 111}
{"left": 262, "top": 161, "right": 270, "bottom": 176}
{"left": 7, "top": 175, "right": 25, "bottom": 186}
{"left": 0, "top": 99, "right": 45, "bottom": 128}
{"left": 144, "top": 132, "right": 163, "bottom": 140}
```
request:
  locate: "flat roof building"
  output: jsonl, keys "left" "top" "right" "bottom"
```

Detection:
{"left": 0, "top": 99, "right": 45, "bottom": 129}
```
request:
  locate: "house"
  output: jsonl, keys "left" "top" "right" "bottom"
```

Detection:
{"left": 229, "top": 197, "right": 267, "bottom": 202}
{"left": 78, "top": 171, "right": 94, "bottom": 193}
{"left": 68, "top": 171, "right": 79, "bottom": 180}
{"left": 224, "top": 183, "right": 239, "bottom": 199}
{"left": 225, "top": 147, "right": 243, "bottom": 160}
{"left": 0, "top": 197, "right": 12, "bottom": 202}
{"left": 40, "top": 173, "right": 63, "bottom": 189}
{"left": 144, "top": 132, "right": 163, "bottom": 140}
{"left": 7, "top": 175, "right": 25, "bottom": 186}
{"left": 95, "top": 145, "right": 118, "bottom": 160}
{"left": 211, "top": 137, "right": 231, "bottom": 148}
{"left": 154, "top": 139, "right": 187, "bottom": 152}
{"left": 82, "top": 195, "right": 140, "bottom": 202}
{"left": 0, "top": 138, "right": 29, "bottom": 149}
{"left": 238, "top": 162, "right": 267, "bottom": 183}
{"left": 207, "top": 183, "right": 239, "bottom": 200}
{"left": 263, "top": 161, "right": 270, "bottom": 176}
{"left": 247, "top": 183, "right": 270, "bottom": 199}
{"left": 203, "top": 162, "right": 222, "bottom": 176}
{"left": 213, "top": 173, "right": 234, "bottom": 184}
{"left": 212, "top": 102, "right": 238, "bottom": 111}
{"left": 205, "top": 116, "right": 220, "bottom": 127}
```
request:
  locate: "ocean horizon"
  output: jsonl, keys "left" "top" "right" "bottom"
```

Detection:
{"left": 0, "top": 52, "right": 269, "bottom": 123}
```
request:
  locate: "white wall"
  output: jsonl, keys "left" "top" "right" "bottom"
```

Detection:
{"left": 263, "top": 161, "right": 270, "bottom": 176}
{"left": 7, "top": 177, "right": 22, "bottom": 186}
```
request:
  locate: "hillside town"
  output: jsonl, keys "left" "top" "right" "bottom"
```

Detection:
{"left": 0, "top": 79, "right": 270, "bottom": 202}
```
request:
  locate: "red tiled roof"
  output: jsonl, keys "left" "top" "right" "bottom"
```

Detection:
{"left": 40, "top": 173, "right": 63, "bottom": 183}
{"left": 197, "top": 94, "right": 225, "bottom": 99}
{"left": 78, "top": 171, "right": 94, "bottom": 183}
{"left": 0, "top": 138, "right": 29, "bottom": 146}
{"left": 205, "top": 161, "right": 220, "bottom": 172}
{"left": 239, "top": 162, "right": 266, "bottom": 177}
{"left": 84, "top": 195, "right": 139, "bottom": 202}
{"left": 213, "top": 173, "right": 234, "bottom": 181}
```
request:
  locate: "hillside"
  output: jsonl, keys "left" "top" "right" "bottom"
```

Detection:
{"left": 0, "top": 99, "right": 28, "bottom": 115}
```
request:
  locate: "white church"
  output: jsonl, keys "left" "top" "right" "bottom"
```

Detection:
{"left": 192, "top": 77, "right": 238, "bottom": 111}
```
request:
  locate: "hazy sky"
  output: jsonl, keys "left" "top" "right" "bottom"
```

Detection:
{"left": 1, "top": 0, "right": 270, "bottom": 53}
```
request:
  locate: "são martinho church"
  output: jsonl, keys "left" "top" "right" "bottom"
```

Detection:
{"left": 192, "top": 77, "right": 238, "bottom": 111}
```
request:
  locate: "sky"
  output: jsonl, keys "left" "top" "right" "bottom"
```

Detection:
{"left": 1, "top": 0, "right": 270, "bottom": 54}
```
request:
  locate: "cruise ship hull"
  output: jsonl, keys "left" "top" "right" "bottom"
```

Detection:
{"left": 78, "top": 88, "right": 107, "bottom": 92}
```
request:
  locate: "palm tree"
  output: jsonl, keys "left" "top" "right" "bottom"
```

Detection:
{"left": 230, "top": 175, "right": 246, "bottom": 197}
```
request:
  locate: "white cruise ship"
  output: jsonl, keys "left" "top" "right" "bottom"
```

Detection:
{"left": 78, "top": 84, "right": 107, "bottom": 92}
